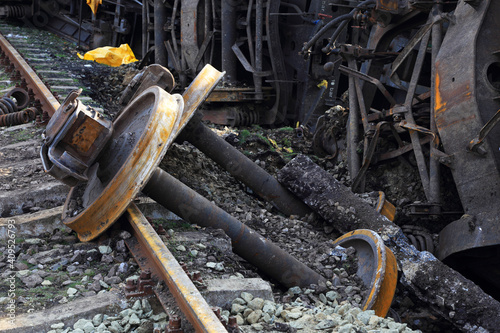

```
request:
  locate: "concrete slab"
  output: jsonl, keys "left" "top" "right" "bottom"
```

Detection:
{"left": 133, "top": 197, "right": 181, "bottom": 221}
{"left": 0, "top": 206, "right": 66, "bottom": 240}
{"left": 0, "top": 181, "right": 69, "bottom": 217}
{"left": 202, "top": 278, "right": 273, "bottom": 309}
{"left": 0, "top": 290, "right": 125, "bottom": 332}
{"left": 0, "top": 198, "right": 179, "bottom": 240}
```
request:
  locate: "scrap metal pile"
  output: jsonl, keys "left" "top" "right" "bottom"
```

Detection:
{"left": 3, "top": 0, "right": 500, "bottom": 330}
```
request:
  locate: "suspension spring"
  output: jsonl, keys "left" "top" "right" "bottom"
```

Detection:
{"left": 5, "top": 87, "right": 30, "bottom": 109}
{"left": 7, "top": 5, "right": 26, "bottom": 18}
{"left": 0, "top": 110, "right": 30, "bottom": 127}
{"left": 401, "top": 225, "right": 435, "bottom": 254}
{"left": 0, "top": 97, "right": 18, "bottom": 115}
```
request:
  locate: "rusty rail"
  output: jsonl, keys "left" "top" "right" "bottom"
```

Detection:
{"left": 124, "top": 203, "right": 228, "bottom": 333}
{"left": 0, "top": 32, "right": 60, "bottom": 116}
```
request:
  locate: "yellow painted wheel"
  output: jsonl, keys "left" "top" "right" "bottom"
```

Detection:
{"left": 62, "top": 86, "right": 187, "bottom": 241}
{"left": 332, "top": 229, "right": 398, "bottom": 317}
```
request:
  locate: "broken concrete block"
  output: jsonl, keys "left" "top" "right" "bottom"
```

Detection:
{"left": 202, "top": 278, "right": 273, "bottom": 309}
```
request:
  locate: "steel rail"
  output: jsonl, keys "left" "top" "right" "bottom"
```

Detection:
{"left": 124, "top": 202, "right": 228, "bottom": 333}
{"left": 0, "top": 32, "right": 60, "bottom": 116}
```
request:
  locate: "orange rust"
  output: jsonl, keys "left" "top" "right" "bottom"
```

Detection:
{"left": 333, "top": 229, "right": 397, "bottom": 317}
{"left": 435, "top": 72, "right": 472, "bottom": 117}
{"left": 376, "top": 0, "right": 398, "bottom": 12}
{"left": 434, "top": 71, "right": 446, "bottom": 115}
{"left": 65, "top": 117, "right": 104, "bottom": 154}
{"left": 376, "top": 192, "right": 396, "bottom": 222}
{"left": 181, "top": 64, "right": 225, "bottom": 127}
{"left": 371, "top": 246, "right": 397, "bottom": 317}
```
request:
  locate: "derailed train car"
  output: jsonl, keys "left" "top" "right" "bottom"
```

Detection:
{"left": 2, "top": 0, "right": 500, "bottom": 299}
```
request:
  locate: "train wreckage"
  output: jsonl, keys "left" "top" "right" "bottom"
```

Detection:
{"left": 2, "top": 0, "right": 500, "bottom": 329}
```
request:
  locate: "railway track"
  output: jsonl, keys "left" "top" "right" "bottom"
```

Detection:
{"left": 0, "top": 23, "right": 98, "bottom": 113}
{"left": 0, "top": 28, "right": 235, "bottom": 332}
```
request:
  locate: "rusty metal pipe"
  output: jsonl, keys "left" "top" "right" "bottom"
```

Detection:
{"left": 429, "top": 4, "right": 443, "bottom": 207}
{"left": 221, "top": 0, "right": 238, "bottom": 83}
{"left": 143, "top": 167, "right": 326, "bottom": 289}
{"left": 177, "top": 119, "right": 311, "bottom": 217}
{"left": 154, "top": 0, "right": 168, "bottom": 66}
{"left": 347, "top": 57, "right": 361, "bottom": 186}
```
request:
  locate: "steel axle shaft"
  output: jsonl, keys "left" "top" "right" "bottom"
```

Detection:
{"left": 177, "top": 118, "right": 311, "bottom": 217}
{"left": 143, "top": 167, "right": 326, "bottom": 288}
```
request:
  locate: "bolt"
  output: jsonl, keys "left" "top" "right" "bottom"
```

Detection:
{"left": 191, "top": 271, "right": 201, "bottom": 281}
{"left": 212, "top": 307, "right": 221, "bottom": 318}
{"left": 140, "top": 269, "right": 151, "bottom": 280}
{"left": 168, "top": 315, "right": 181, "bottom": 329}
{"left": 156, "top": 224, "right": 166, "bottom": 235}
{"left": 125, "top": 279, "right": 136, "bottom": 292}
{"left": 228, "top": 316, "right": 238, "bottom": 328}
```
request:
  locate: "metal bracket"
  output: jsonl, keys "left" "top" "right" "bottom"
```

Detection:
{"left": 468, "top": 108, "right": 500, "bottom": 155}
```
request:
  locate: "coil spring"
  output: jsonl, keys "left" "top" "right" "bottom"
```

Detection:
{"left": 401, "top": 225, "right": 435, "bottom": 254}
{"left": 229, "top": 109, "right": 259, "bottom": 126}
{"left": 26, "top": 107, "right": 38, "bottom": 120}
{"left": 5, "top": 87, "right": 30, "bottom": 110}
{"left": 0, "top": 110, "right": 30, "bottom": 127}
{"left": 7, "top": 5, "right": 26, "bottom": 18}
{"left": 0, "top": 97, "right": 18, "bottom": 115}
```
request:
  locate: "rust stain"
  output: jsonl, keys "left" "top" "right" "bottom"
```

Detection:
{"left": 434, "top": 71, "right": 446, "bottom": 115}
{"left": 377, "top": 0, "right": 398, "bottom": 12}
{"left": 436, "top": 113, "right": 476, "bottom": 131}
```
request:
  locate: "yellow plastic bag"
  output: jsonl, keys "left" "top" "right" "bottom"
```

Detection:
{"left": 87, "top": 0, "right": 102, "bottom": 15}
{"left": 77, "top": 44, "right": 138, "bottom": 67}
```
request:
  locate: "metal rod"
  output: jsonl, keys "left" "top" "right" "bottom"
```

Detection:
{"left": 143, "top": 168, "right": 326, "bottom": 288}
{"left": 338, "top": 65, "right": 396, "bottom": 106}
{"left": 177, "top": 64, "right": 310, "bottom": 216}
{"left": 125, "top": 203, "right": 228, "bottom": 333}
{"left": 246, "top": 0, "right": 255, "bottom": 68}
{"left": 178, "top": 119, "right": 311, "bottom": 217}
{"left": 429, "top": 4, "right": 443, "bottom": 207}
{"left": 77, "top": 0, "right": 83, "bottom": 48}
{"left": 142, "top": 0, "right": 147, "bottom": 57}
{"left": 154, "top": 0, "right": 168, "bottom": 66}
{"left": 403, "top": 30, "right": 431, "bottom": 199}
{"left": 347, "top": 57, "right": 361, "bottom": 186}
{"left": 255, "top": 0, "right": 263, "bottom": 100}
{"left": 221, "top": 0, "right": 238, "bottom": 82}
